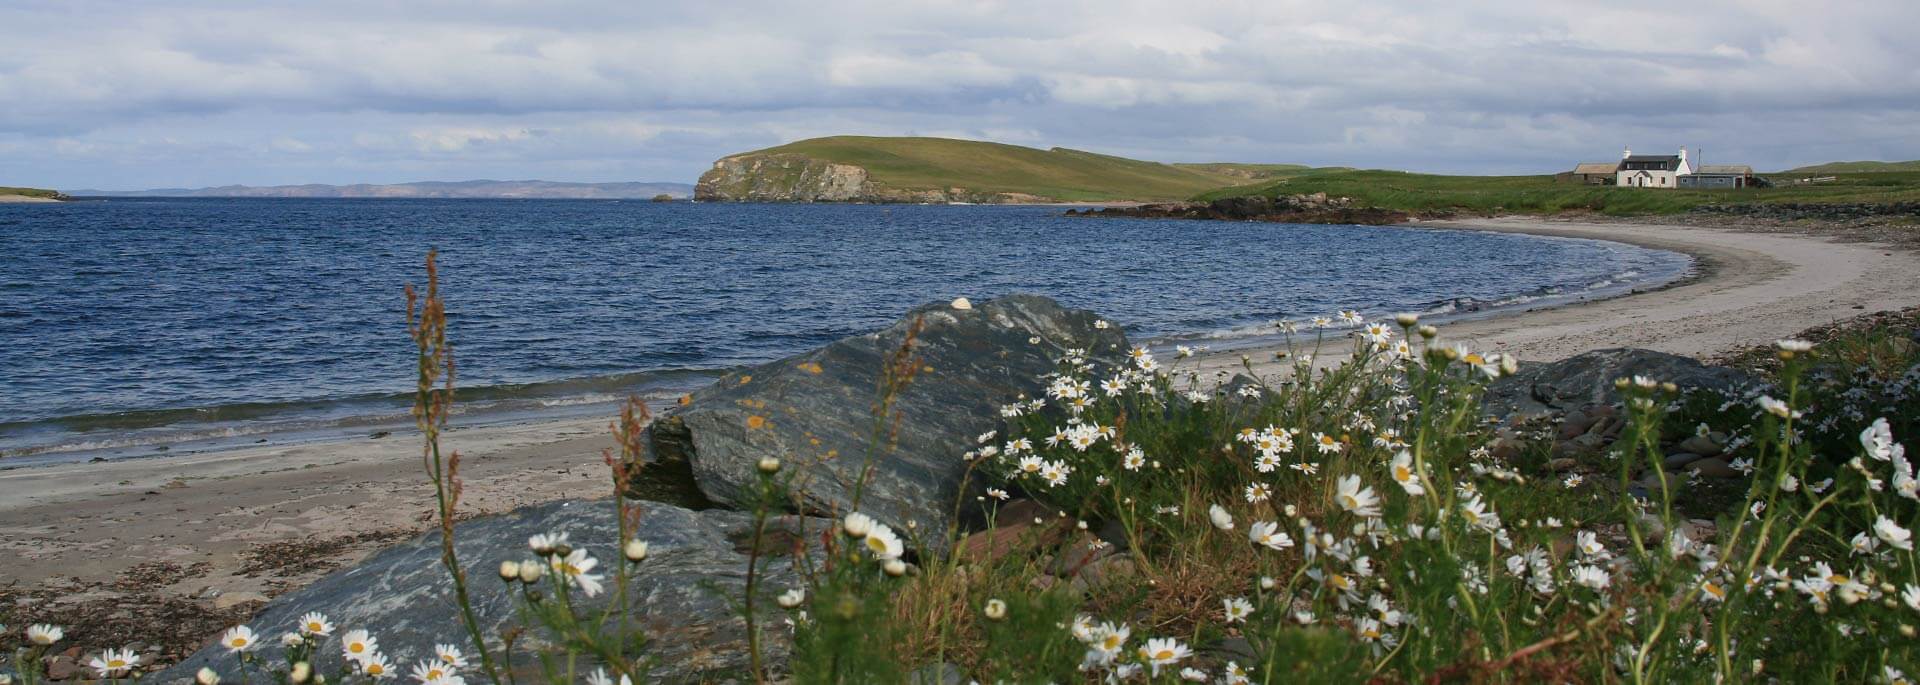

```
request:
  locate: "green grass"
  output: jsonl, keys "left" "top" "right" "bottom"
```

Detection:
{"left": 1197, "top": 168, "right": 1920, "bottom": 216}
{"left": 734, "top": 136, "right": 1279, "bottom": 202}
{"left": 1783, "top": 160, "right": 1920, "bottom": 174}
{"left": 0, "top": 186, "right": 65, "bottom": 199}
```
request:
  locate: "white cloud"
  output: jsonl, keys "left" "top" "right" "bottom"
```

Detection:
{"left": 2, "top": 0, "right": 1917, "bottom": 188}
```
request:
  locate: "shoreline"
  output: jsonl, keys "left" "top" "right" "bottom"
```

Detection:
{"left": 8, "top": 216, "right": 1920, "bottom": 663}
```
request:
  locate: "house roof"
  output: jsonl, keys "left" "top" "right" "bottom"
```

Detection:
{"left": 1696, "top": 164, "right": 1753, "bottom": 175}
{"left": 1624, "top": 155, "right": 1681, "bottom": 163}
{"left": 1572, "top": 162, "right": 1619, "bottom": 174}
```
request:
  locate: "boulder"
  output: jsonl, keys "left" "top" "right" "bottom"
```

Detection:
{"left": 643, "top": 295, "right": 1127, "bottom": 547}
{"left": 156, "top": 500, "right": 829, "bottom": 684}
{"left": 1485, "top": 348, "right": 1756, "bottom": 417}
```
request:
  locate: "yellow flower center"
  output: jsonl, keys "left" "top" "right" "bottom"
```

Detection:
{"left": 110, "top": 659, "right": 127, "bottom": 668}
{"left": 368, "top": 664, "right": 385, "bottom": 675}
{"left": 351, "top": 644, "right": 366, "bottom": 653}
{"left": 1394, "top": 466, "right": 1412, "bottom": 481}
{"left": 1153, "top": 649, "right": 1174, "bottom": 660}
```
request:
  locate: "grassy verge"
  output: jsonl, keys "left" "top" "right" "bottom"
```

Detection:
{"left": 1195, "top": 168, "right": 1920, "bottom": 217}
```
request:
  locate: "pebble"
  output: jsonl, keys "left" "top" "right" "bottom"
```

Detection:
{"left": 1663, "top": 452, "right": 1703, "bottom": 469}
{"left": 1678, "top": 434, "right": 1724, "bottom": 457}
{"left": 1684, "top": 458, "right": 1741, "bottom": 479}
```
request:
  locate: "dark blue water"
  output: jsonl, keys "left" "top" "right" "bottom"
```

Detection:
{"left": 0, "top": 199, "right": 1689, "bottom": 459}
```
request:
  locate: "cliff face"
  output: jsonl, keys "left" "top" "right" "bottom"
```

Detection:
{"left": 694, "top": 152, "right": 1053, "bottom": 203}
{"left": 695, "top": 153, "right": 872, "bottom": 202}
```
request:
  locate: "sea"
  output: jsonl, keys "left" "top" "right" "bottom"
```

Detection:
{"left": 0, "top": 199, "right": 1692, "bottom": 464}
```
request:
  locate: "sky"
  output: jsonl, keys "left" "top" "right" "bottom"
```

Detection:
{"left": 3, "top": 0, "right": 1918, "bottom": 190}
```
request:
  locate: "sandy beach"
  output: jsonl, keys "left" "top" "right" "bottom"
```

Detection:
{"left": 6, "top": 215, "right": 1920, "bottom": 657}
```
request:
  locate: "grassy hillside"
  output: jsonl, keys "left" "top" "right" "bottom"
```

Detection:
{"left": 0, "top": 186, "right": 67, "bottom": 199}
{"left": 1783, "top": 160, "right": 1920, "bottom": 174}
{"left": 1197, "top": 168, "right": 1920, "bottom": 216}
{"left": 736, "top": 136, "right": 1273, "bottom": 201}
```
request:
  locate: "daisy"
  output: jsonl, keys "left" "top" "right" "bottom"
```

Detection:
{"left": 1863, "top": 418, "right": 1898, "bottom": 461}
{"left": 220, "top": 625, "right": 257, "bottom": 652}
{"left": 1084, "top": 622, "right": 1129, "bottom": 666}
{"left": 1253, "top": 453, "right": 1282, "bottom": 473}
{"left": 434, "top": 644, "right": 467, "bottom": 669}
{"left": 551, "top": 548, "right": 606, "bottom": 597}
{"left": 1312, "top": 432, "right": 1343, "bottom": 454}
{"left": 527, "top": 531, "right": 569, "bottom": 555}
{"left": 1137, "top": 637, "right": 1191, "bottom": 676}
{"left": 1338, "top": 310, "right": 1363, "bottom": 325}
{"left": 89, "top": 648, "right": 138, "bottom": 678}
{"left": 1756, "top": 396, "right": 1798, "bottom": 420}
{"left": 863, "top": 523, "right": 904, "bottom": 560}
{"left": 985, "top": 488, "right": 1009, "bottom": 500}
{"left": 1209, "top": 504, "right": 1235, "bottom": 530}
{"left": 1249, "top": 521, "right": 1294, "bottom": 551}
{"left": 1334, "top": 475, "right": 1381, "bottom": 518}
{"left": 1388, "top": 450, "right": 1423, "bottom": 496}
{"left": 1571, "top": 564, "right": 1610, "bottom": 590}
{"left": 1244, "top": 482, "right": 1271, "bottom": 503}
{"left": 1015, "top": 455, "right": 1044, "bottom": 475}
{"left": 361, "top": 653, "right": 396, "bottom": 679}
{"left": 1222, "top": 597, "right": 1253, "bottom": 623}
{"left": 26, "top": 624, "right": 63, "bottom": 646}
{"left": 297, "top": 612, "right": 334, "bottom": 637}
{"left": 1039, "top": 460, "right": 1072, "bottom": 487}
{"left": 1875, "top": 515, "right": 1913, "bottom": 550}
{"left": 410, "top": 661, "right": 452, "bottom": 684}
{"left": 342, "top": 629, "right": 379, "bottom": 663}
{"left": 1123, "top": 448, "right": 1147, "bottom": 470}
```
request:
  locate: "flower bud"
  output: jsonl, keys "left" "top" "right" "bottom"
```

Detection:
{"left": 519, "top": 561, "right": 545, "bottom": 584}
{"left": 196, "top": 668, "right": 222, "bottom": 685}
{"left": 1417, "top": 325, "right": 1438, "bottom": 339}
{"left": 883, "top": 559, "right": 908, "bottom": 577}
{"left": 1395, "top": 313, "right": 1419, "bottom": 327}
{"left": 983, "top": 598, "right": 1007, "bottom": 620}
{"left": 623, "top": 539, "right": 650, "bottom": 563}
{"left": 290, "top": 662, "right": 312, "bottom": 684}
{"left": 551, "top": 542, "right": 573, "bottom": 558}
{"left": 1259, "top": 576, "right": 1276, "bottom": 590}
{"left": 498, "top": 560, "right": 522, "bottom": 581}
{"left": 757, "top": 456, "right": 781, "bottom": 474}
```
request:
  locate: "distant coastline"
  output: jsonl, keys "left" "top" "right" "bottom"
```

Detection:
{"left": 67, "top": 179, "right": 694, "bottom": 200}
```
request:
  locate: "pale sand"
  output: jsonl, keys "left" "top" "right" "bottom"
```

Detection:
{"left": 0, "top": 194, "right": 63, "bottom": 203}
{"left": 6, "top": 217, "right": 1920, "bottom": 612}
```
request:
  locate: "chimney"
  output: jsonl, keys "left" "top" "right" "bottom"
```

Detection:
{"left": 1623, "top": 146, "right": 1632, "bottom": 160}
{"left": 1678, "top": 146, "right": 1688, "bottom": 163}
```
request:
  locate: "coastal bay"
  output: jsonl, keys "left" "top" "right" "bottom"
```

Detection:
{"left": 4, "top": 216, "right": 1916, "bottom": 663}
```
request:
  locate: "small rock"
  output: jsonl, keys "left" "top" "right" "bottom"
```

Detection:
{"left": 1547, "top": 458, "right": 1578, "bottom": 472}
{"left": 1068, "top": 553, "right": 1137, "bottom": 593}
{"left": 46, "top": 656, "right": 80, "bottom": 680}
{"left": 1678, "top": 434, "right": 1723, "bottom": 457}
{"left": 1685, "top": 458, "right": 1741, "bottom": 479}
{"left": 1048, "top": 533, "right": 1114, "bottom": 577}
{"left": 1559, "top": 410, "right": 1596, "bottom": 439}
{"left": 211, "top": 591, "right": 269, "bottom": 610}
{"left": 1663, "top": 453, "right": 1703, "bottom": 469}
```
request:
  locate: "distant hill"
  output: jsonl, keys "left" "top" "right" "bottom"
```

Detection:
{"left": 1781, "top": 161, "right": 1920, "bottom": 174}
{"left": 0, "top": 186, "right": 70, "bottom": 202}
{"left": 68, "top": 180, "right": 694, "bottom": 199}
{"left": 694, "top": 136, "right": 1284, "bottom": 203}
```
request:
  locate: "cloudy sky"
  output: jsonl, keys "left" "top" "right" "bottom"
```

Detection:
{"left": 4, "top": 0, "right": 1917, "bottom": 190}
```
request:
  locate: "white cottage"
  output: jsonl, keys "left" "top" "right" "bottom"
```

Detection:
{"left": 1615, "top": 147, "right": 1693, "bottom": 188}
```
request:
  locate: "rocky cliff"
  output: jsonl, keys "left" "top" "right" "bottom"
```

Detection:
{"left": 694, "top": 152, "right": 1050, "bottom": 203}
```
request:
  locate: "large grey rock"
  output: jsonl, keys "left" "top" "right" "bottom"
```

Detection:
{"left": 645, "top": 294, "right": 1127, "bottom": 548}
{"left": 157, "top": 499, "right": 828, "bottom": 684}
{"left": 1485, "top": 348, "right": 1755, "bottom": 417}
